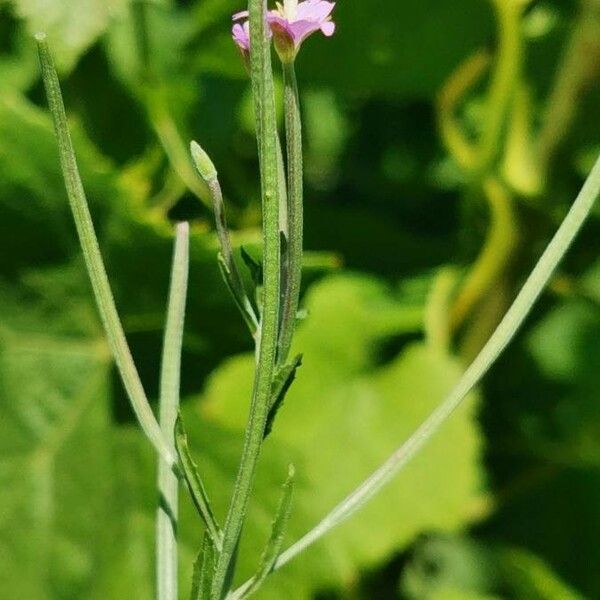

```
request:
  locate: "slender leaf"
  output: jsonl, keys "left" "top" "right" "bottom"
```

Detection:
{"left": 156, "top": 222, "right": 190, "bottom": 600}
{"left": 239, "top": 466, "right": 296, "bottom": 599}
{"left": 175, "top": 416, "right": 222, "bottom": 550}
{"left": 217, "top": 253, "right": 258, "bottom": 336}
{"left": 264, "top": 355, "right": 303, "bottom": 439}
{"left": 190, "top": 533, "right": 217, "bottom": 600}
{"left": 241, "top": 246, "right": 264, "bottom": 288}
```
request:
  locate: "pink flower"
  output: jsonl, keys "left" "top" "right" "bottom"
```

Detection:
{"left": 232, "top": 18, "right": 251, "bottom": 53}
{"left": 231, "top": 0, "right": 335, "bottom": 61}
{"left": 270, "top": 0, "right": 336, "bottom": 51}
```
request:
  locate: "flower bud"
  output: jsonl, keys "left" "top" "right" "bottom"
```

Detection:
{"left": 190, "top": 141, "right": 218, "bottom": 183}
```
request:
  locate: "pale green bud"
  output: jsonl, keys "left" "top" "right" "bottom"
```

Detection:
{"left": 190, "top": 140, "right": 218, "bottom": 182}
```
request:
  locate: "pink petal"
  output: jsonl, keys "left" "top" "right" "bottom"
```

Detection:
{"left": 232, "top": 22, "right": 250, "bottom": 51}
{"left": 232, "top": 10, "right": 249, "bottom": 21}
{"left": 287, "top": 19, "right": 323, "bottom": 45}
{"left": 320, "top": 20, "right": 335, "bottom": 36}
{"left": 295, "top": 0, "right": 335, "bottom": 23}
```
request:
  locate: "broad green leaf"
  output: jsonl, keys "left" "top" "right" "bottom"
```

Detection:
{"left": 201, "top": 273, "right": 483, "bottom": 597}
{"left": 0, "top": 278, "right": 114, "bottom": 598}
{"left": 500, "top": 548, "right": 585, "bottom": 600}
{"left": 298, "top": 0, "right": 494, "bottom": 98}
{"left": 7, "top": 0, "right": 128, "bottom": 72}
{"left": 0, "top": 90, "right": 123, "bottom": 277}
{"left": 0, "top": 18, "right": 38, "bottom": 91}
{"left": 400, "top": 534, "right": 584, "bottom": 600}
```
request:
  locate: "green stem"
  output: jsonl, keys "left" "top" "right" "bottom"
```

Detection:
{"left": 437, "top": 49, "right": 490, "bottom": 170}
{"left": 210, "top": 0, "right": 282, "bottom": 595}
{"left": 156, "top": 222, "right": 190, "bottom": 600}
{"left": 476, "top": 1, "right": 524, "bottom": 173}
{"left": 131, "top": 0, "right": 211, "bottom": 209}
{"left": 36, "top": 34, "right": 177, "bottom": 470}
{"left": 537, "top": 0, "right": 600, "bottom": 176}
{"left": 190, "top": 142, "right": 259, "bottom": 336}
{"left": 210, "top": 174, "right": 259, "bottom": 335}
{"left": 278, "top": 60, "right": 303, "bottom": 364}
{"left": 450, "top": 177, "right": 519, "bottom": 331}
{"left": 151, "top": 104, "right": 212, "bottom": 207}
{"left": 231, "top": 153, "right": 600, "bottom": 598}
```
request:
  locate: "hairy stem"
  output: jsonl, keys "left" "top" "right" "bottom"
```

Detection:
{"left": 156, "top": 222, "right": 190, "bottom": 600}
{"left": 210, "top": 0, "right": 282, "bottom": 595}
{"left": 278, "top": 60, "right": 303, "bottom": 363}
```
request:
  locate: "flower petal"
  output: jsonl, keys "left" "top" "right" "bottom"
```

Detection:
{"left": 287, "top": 18, "right": 323, "bottom": 45}
{"left": 232, "top": 22, "right": 250, "bottom": 51}
{"left": 320, "top": 20, "right": 335, "bottom": 37}
{"left": 295, "top": 0, "right": 335, "bottom": 23}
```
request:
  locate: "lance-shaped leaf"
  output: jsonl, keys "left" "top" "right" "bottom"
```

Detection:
{"left": 217, "top": 253, "right": 259, "bottom": 336}
{"left": 239, "top": 466, "right": 296, "bottom": 599}
{"left": 175, "top": 416, "right": 222, "bottom": 550}
{"left": 240, "top": 246, "right": 264, "bottom": 313}
{"left": 190, "top": 533, "right": 217, "bottom": 600}
{"left": 264, "top": 355, "right": 303, "bottom": 439}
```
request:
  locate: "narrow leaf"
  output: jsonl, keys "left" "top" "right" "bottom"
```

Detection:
{"left": 240, "top": 246, "right": 263, "bottom": 287}
{"left": 36, "top": 33, "right": 176, "bottom": 469}
{"left": 190, "top": 533, "right": 217, "bottom": 600}
{"left": 156, "top": 222, "right": 190, "bottom": 600}
{"left": 175, "top": 416, "right": 222, "bottom": 550}
{"left": 239, "top": 466, "right": 296, "bottom": 599}
{"left": 217, "top": 253, "right": 258, "bottom": 336}
{"left": 264, "top": 355, "right": 303, "bottom": 439}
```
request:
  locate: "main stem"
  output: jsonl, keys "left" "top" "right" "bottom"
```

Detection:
{"left": 278, "top": 60, "right": 303, "bottom": 363}
{"left": 210, "top": 0, "right": 282, "bottom": 596}
{"left": 156, "top": 223, "right": 189, "bottom": 600}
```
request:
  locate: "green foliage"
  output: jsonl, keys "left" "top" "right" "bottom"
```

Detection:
{"left": 175, "top": 416, "right": 222, "bottom": 549}
{"left": 6, "top": 0, "right": 129, "bottom": 72}
{"left": 0, "top": 276, "right": 113, "bottom": 598}
{"left": 201, "top": 274, "right": 483, "bottom": 595}
{"left": 190, "top": 533, "right": 217, "bottom": 600}
{"left": 400, "top": 535, "right": 583, "bottom": 600}
{"left": 264, "top": 354, "right": 303, "bottom": 439}
{"left": 1, "top": 0, "right": 599, "bottom": 598}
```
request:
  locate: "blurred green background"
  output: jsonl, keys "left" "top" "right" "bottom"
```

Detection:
{"left": 1, "top": 0, "right": 599, "bottom": 598}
